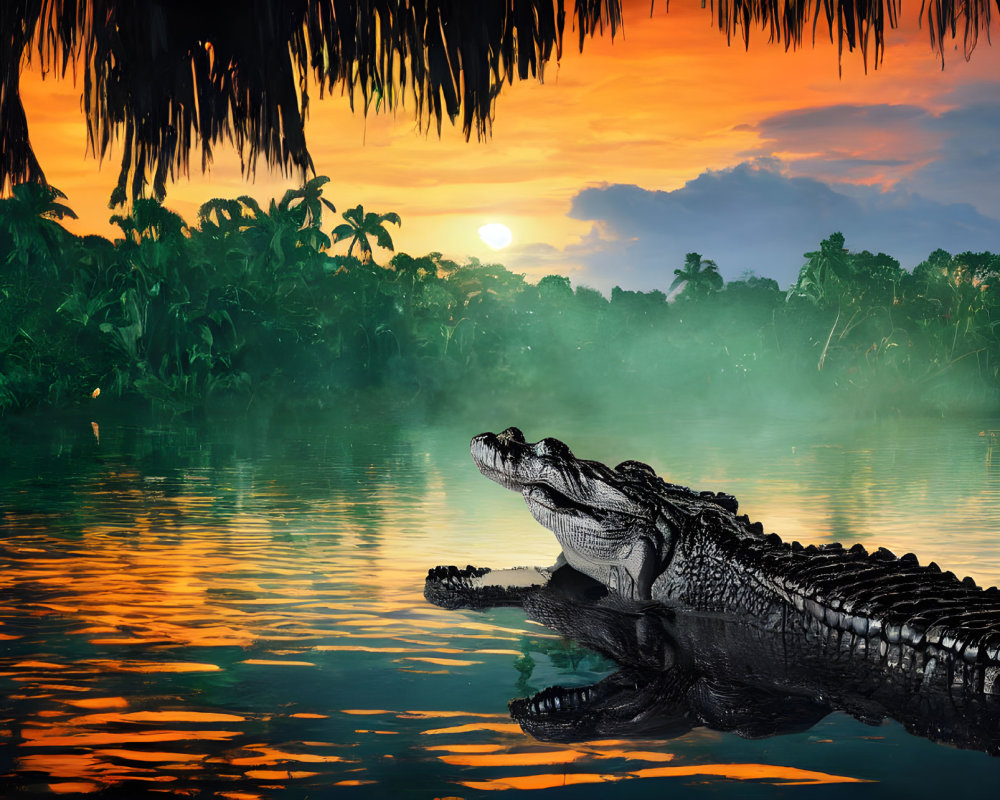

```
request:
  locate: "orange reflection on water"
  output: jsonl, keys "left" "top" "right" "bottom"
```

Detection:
{"left": 221, "top": 746, "right": 351, "bottom": 766}
{"left": 421, "top": 723, "right": 524, "bottom": 735}
{"left": 82, "top": 660, "right": 222, "bottom": 673}
{"left": 457, "top": 761, "right": 869, "bottom": 791}
{"left": 474, "top": 649, "right": 524, "bottom": 656}
{"left": 439, "top": 749, "right": 589, "bottom": 767}
{"left": 315, "top": 644, "right": 475, "bottom": 654}
{"left": 92, "top": 749, "right": 206, "bottom": 763}
{"left": 48, "top": 781, "right": 100, "bottom": 794}
{"left": 398, "top": 668, "right": 449, "bottom": 674}
{"left": 62, "top": 697, "right": 129, "bottom": 709}
{"left": 66, "top": 710, "right": 244, "bottom": 725}
{"left": 19, "top": 748, "right": 190, "bottom": 789}
{"left": 21, "top": 728, "right": 243, "bottom": 747}
{"left": 399, "top": 710, "right": 510, "bottom": 720}
{"left": 244, "top": 770, "right": 320, "bottom": 779}
{"left": 425, "top": 744, "right": 505, "bottom": 753}
{"left": 37, "top": 684, "right": 93, "bottom": 692}
{"left": 12, "top": 661, "right": 68, "bottom": 670}
{"left": 435, "top": 743, "right": 682, "bottom": 770}
{"left": 341, "top": 709, "right": 393, "bottom": 716}
{"left": 460, "top": 772, "right": 622, "bottom": 790}
{"left": 587, "top": 748, "right": 676, "bottom": 763}
{"left": 629, "top": 763, "right": 871, "bottom": 785}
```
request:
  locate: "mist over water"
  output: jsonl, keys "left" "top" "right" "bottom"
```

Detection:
{"left": 2, "top": 405, "right": 999, "bottom": 796}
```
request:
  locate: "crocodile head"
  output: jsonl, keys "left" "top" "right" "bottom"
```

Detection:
{"left": 470, "top": 427, "right": 737, "bottom": 600}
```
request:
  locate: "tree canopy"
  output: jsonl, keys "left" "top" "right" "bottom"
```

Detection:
{"left": 1, "top": 1, "right": 996, "bottom": 203}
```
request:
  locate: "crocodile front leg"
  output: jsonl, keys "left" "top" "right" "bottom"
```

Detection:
{"left": 425, "top": 565, "right": 553, "bottom": 609}
{"left": 622, "top": 536, "right": 659, "bottom": 601}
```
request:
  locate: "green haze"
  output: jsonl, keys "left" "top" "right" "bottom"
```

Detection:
{"left": 1, "top": 181, "right": 998, "bottom": 419}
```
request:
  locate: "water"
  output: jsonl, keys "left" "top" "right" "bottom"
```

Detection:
{"left": 2, "top": 407, "right": 1000, "bottom": 797}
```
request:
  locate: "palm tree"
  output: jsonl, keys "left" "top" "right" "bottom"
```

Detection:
{"left": 670, "top": 252, "right": 723, "bottom": 298}
{"left": 0, "top": 182, "right": 77, "bottom": 272}
{"left": 794, "top": 232, "right": 852, "bottom": 303}
{"left": 207, "top": 176, "right": 336, "bottom": 281}
{"left": 788, "top": 232, "right": 870, "bottom": 372}
{"left": 1, "top": 1, "right": 621, "bottom": 204}
{"left": 332, "top": 205, "right": 401, "bottom": 265}
{"left": 109, "top": 198, "right": 187, "bottom": 246}
{"left": 3, "top": 2, "right": 989, "bottom": 203}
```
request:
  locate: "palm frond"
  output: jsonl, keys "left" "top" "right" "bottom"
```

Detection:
{"left": 331, "top": 223, "right": 355, "bottom": 241}
{"left": 372, "top": 226, "right": 395, "bottom": 251}
{"left": 1, "top": 1, "right": 996, "bottom": 202}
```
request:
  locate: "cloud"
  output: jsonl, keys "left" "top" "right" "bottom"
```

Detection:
{"left": 503, "top": 226, "right": 618, "bottom": 285}
{"left": 747, "top": 99, "right": 1000, "bottom": 216}
{"left": 556, "top": 160, "right": 1000, "bottom": 291}
{"left": 912, "top": 99, "right": 1000, "bottom": 213}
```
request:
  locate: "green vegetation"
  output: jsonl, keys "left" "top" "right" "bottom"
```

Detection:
{"left": 1, "top": 180, "right": 998, "bottom": 419}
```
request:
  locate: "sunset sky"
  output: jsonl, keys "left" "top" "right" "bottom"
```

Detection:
{"left": 18, "top": 1, "right": 1000, "bottom": 290}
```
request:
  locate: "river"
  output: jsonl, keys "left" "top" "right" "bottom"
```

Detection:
{"left": 2, "top": 405, "right": 999, "bottom": 797}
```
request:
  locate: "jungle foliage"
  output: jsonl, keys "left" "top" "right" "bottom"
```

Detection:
{"left": 1, "top": 180, "right": 999, "bottom": 419}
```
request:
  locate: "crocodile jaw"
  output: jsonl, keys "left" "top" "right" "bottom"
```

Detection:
{"left": 470, "top": 428, "right": 645, "bottom": 519}
{"left": 471, "top": 428, "right": 664, "bottom": 599}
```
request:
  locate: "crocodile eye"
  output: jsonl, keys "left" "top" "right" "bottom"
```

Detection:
{"left": 615, "top": 460, "right": 657, "bottom": 478}
{"left": 497, "top": 427, "right": 526, "bottom": 445}
{"left": 534, "top": 437, "right": 572, "bottom": 459}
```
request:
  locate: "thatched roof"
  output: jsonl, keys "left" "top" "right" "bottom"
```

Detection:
{"left": 1, "top": 1, "right": 994, "bottom": 203}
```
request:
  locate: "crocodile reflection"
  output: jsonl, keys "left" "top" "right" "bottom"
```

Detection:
{"left": 426, "top": 565, "right": 1000, "bottom": 754}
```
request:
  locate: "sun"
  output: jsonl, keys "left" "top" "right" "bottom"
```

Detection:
{"left": 478, "top": 222, "right": 513, "bottom": 250}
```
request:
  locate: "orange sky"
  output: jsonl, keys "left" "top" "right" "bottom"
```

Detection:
{"left": 17, "top": 2, "right": 1000, "bottom": 283}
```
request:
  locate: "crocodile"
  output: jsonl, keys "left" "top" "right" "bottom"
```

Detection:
{"left": 434, "top": 564, "right": 1000, "bottom": 755}
{"left": 425, "top": 427, "right": 1000, "bottom": 690}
